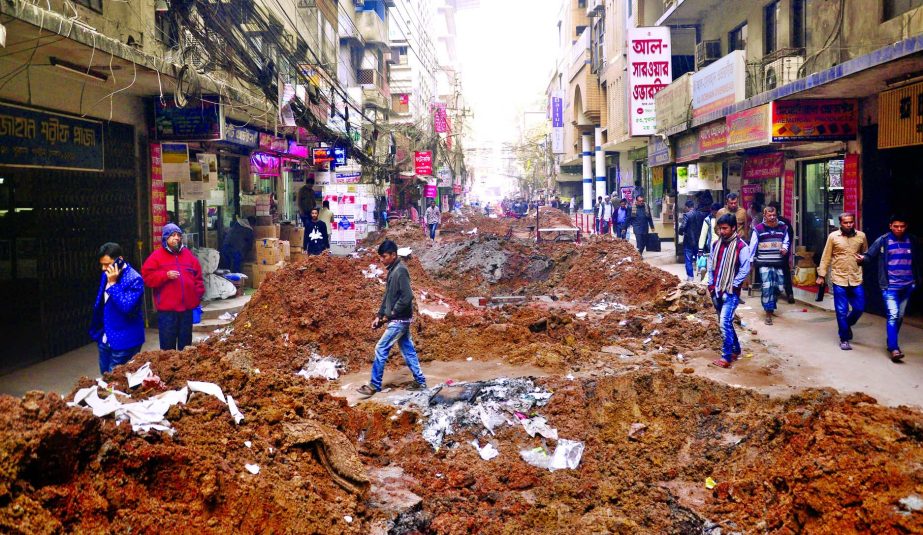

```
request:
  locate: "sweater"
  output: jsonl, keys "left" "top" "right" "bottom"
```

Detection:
{"left": 863, "top": 232, "right": 922, "bottom": 291}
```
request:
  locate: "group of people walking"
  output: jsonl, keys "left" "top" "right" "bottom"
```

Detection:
{"left": 595, "top": 195, "right": 657, "bottom": 257}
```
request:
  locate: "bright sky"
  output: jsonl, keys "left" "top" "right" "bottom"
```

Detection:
{"left": 456, "top": 0, "right": 559, "bottom": 147}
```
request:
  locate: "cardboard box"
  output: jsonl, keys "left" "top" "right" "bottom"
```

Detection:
{"left": 280, "top": 240, "right": 291, "bottom": 261}
{"left": 280, "top": 223, "right": 296, "bottom": 242}
{"left": 256, "top": 215, "right": 273, "bottom": 226}
{"left": 254, "top": 225, "right": 279, "bottom": 240}
{"left": 241, "top": 262, "right": 256, "bottom": 288}
{"left": 253, "top": 261, "right": 284, "bottom": 289}
{"left": 291, "top": 246, "right": 303, "bottom": 255}
{"left": 289, "top": 227, "right": 305, "bottom": 247}
{"left": 255, "top": 238, "right": 282, "bottom": 265}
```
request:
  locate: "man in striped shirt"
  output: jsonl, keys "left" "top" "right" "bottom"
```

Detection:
{"left": 858, "top": 215, "right": 921, "bottom": 362}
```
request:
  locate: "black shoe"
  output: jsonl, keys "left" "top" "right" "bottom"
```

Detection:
{"left": 787, "top": 295, "right": 795, "bottom": 304}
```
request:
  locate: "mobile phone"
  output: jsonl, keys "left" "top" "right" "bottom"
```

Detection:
{"left": 115, "top": 258, "right": 126, "bottom": 270}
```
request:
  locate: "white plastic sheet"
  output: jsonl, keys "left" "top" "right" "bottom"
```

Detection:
{"left": 126, "top": 362, "right": 153, "bottom": 388}
{"left": 187, "top": 380, "right": 227, "bottom": 404}
{"left": 549, "top": 439, "right": 584, "bottom": 471}
{"left": 227, "top": 394, "right": 244, "bottom": 424}
{"left": 470, "top": 440, "right": 499, "bottom": 461}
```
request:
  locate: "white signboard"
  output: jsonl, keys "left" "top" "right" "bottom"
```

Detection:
{"left": 628, "top": 26, "right": 672, "bottom": 136}
{"left": 692, "top": 50, "right": 746, "bottom": 118}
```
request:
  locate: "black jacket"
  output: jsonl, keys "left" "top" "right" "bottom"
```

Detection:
{"left": 379, "top": 258, "right": 414, "bottom": 320}
{"left": 304, "top": 219, "right": 330, "bottom": 255}
{"left": 222, "top": 220, "right": 254, "bottom": 255}
{"left": 680, "top": 209, "right": 706, "bottom": 251}
{"left": 628, "top": 204, "right": 655, "bottom": 234}
{"left": 862, "top": 232, "right": 923, "bottom": 290}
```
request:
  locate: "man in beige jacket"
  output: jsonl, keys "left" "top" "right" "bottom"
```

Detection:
{"left": 816, "top": 212, "right": 868, "bottom": 350}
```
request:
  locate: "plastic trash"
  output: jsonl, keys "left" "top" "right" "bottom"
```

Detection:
{"left": 244, "top": 463, "right": 260, "bottom": 475}
{"left": 520, "top": 446, "right": 552, "bottom": 470}
{"left": 470, "top": 439, "right": 499, "bottom": 461}
{"left": 296, "top": 357, "right": 341, "bottom": 380}
{"left": 244, "top": 441, "right": 252, "bottom": 448}
{"left": 549, "top": 439, "right": 584, "bottom": 471}
{"left": 899, "top": 494, "right": 923, "bottom": 512}
{"left": 344, "top": 516, "right": 353, "bottom": 523}
{"left": 187, "top": 381, "right": 227, "bottom": 404}
{"left": 227, "top": 394, "right": 244, "bottom": 424}
{"left": 521, "top": 416, "right": 558, "bottom": 440}
{"left": 705, "top": 477, "right": 717, "bottom": 489}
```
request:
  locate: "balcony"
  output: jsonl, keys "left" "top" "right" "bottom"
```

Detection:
{"left": 657, "top": 0, "right": 725, "bottom": 26}
{"left": 339, "top": 10, "right": 361, "bottom": 44}
{"left": 357, "top": 10, "right": 388, "bottom": 48}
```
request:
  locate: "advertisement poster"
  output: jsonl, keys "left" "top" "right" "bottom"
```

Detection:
{"left": 627, "top": 26, "right": 672, "bottom": 136}
{"left": 727, "top": 104, "right": 771, "bottom": 150}
{"left": 333, "top": 171, "right": 361, "bottom": 184}
{"left": 161, "top": 142, "right": 191, "bottom": 182}
{"left": 742, "top": 152, "right": 785, "bottom": 181}
{"left": 424, "top": 185, "right": 438, "bottom": 198}
{"left": 843, "top": 154, "right": 860, "bottom": 219}
{"left": 772, "top": 99, "right": 858, "bottom": 142}
{"left": 433, "top": 103, "right": 448, "bottom": 133}
{"left": 150, "top": 144, "right": 167, "bottom": 249}
{"left": 741, "top": 183, "right": 762, "bottom": 210}
{"left": 677, "top": 166, "right": 689, "bottom": 194}
{"left": 697, "top": 162, "right": 723, "bottom": 190}
{"left": 197, "top": 153, "right": 218, "bottom": 185}
{"left": 551, "top": 90, "right": 564, "bottom": 154}
{"left": 783, "top": 167, "right": 795, "bottom": 219}
{"left": 414, "top": 151, "right": 433, "bottom": 175}
{"left": 692, "top": 50, "right": 746, "bottom": 118}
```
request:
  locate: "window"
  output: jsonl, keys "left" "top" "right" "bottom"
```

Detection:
{"left": 155, "top": 12, "right": 180, "bottom": 48}
{"left": 74, "top": 0, "right": 102, "bottom": 12}
{"left": 578, "top": 0, "right": 587, "bottom": 8}
{"left": 591, "top": 14, "right": 605, "bottom": 74}
{"left": 791, "top": 0, "right": 805, "bottom": 49}
{"left": 764, "top": 1, "right": 780, "bottom": 55}
{"left": 884, "top": 0, "right": 923, "bottom": 21}
{"left": 728, "top": 22, "right": 748, "bottom": 53}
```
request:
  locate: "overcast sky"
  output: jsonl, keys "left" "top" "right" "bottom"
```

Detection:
{"left": 455, "top": 0, "right": 559, "bottom": 147}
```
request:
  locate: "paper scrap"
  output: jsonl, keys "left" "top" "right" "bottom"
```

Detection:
{"left": 244, "top": 463, "right": 260, "bottom": 474}
{"left": 187, "top": 380, "right": 227, "bottom": 404}
{"left": 520, "top": 416, "right": 558, "bottom": 440}
{"left": 227, "top": 394, "right": 244, "bottom": 424}
{"left": 244, "top": 440, "right": 252, "bottom": 448}
{"left": 549, "top": 439, "right": 584, "bottom": 471}
{"left": 126, "top": 362, "right": 153, "bottom": 388}
{"left": 470, "top": 439, "right": 499, "bottom": 461}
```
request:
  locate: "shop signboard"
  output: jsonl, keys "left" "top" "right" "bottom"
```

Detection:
{"left": 654, "top": 72, "right": 692, "bottom": 131}
{"left": 551, "top": 90, "right": 564, "bottom": 154}
{"left": 783, "top": 167, "right": 795, "bottom": 219}
{"left": 251, "top": 153, "right": 281, "bottom": 176}
{"left": 698, "top": 120, "right": 728, "bottom": 155}
{"left": 741, "top": 183, "right": 762, "bottom": 210}
{"left": 333, "top": 146, "right": 347, "bottom": 166}
{"left": 692, "top": 50, "right": 746, "bottom": 118}
{"left": 0, "top": 102, "right": 104, "bottom": 171}
{"left": 843, "top": 154, "right": 860, "bottom": 219}
{"left": 154, "top": 97, "right": 222, "bottom": 141}
{"left": 726, "top": 104, "right": 772, "bottom": 150}
{"left": 414, "top": 151, "right": 433, "bottom": 175}
{"left": 424, "top": 185, "right": 438, "bottom": 198}
{"left": 627, "top": 26, "right": 672, "bottom": 136}
{"left": 313, "top": 147, "right": 334, "bottom": 165}
{"left": 772, "top": 99, "right": 858, "bottom": 142}
{"left": 150, "top": 144, "right": 166, "bottom": 249}
{"left": 675, "top": 132, "right": 700, "bottom": 163}
{"left": 433, "top": 102, "right": 448, "bottom": 133}
{"left": 259, "top": 133, "right": 288, "bottom": 153}
{"left": 879, "top": 79, "right": 923, "bottom": 148}
{"left": 647, "top": 135, "right": 672, "bottom": 166}
{"left": 333, "top": 171, "right": 361, "bottom": 184}
{"left": 742, "top": 152, "right": 784, "bottom": 181}
{"left": 223, "top": 121, "right": 259, "bottom": 148}
{"left": 287, "top": 140, "right": 309, "bottom": 158}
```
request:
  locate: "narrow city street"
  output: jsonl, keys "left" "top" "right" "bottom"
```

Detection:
{"left": 2, "top": 0, "right": 923, "bottom": 533}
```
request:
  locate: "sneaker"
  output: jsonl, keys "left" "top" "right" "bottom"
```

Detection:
{"left": 406, "top": 382, "right": 428, "bottom": 391}
{"left": 840, "top": 341, "right": 853, "bottom": 351}
{"left": 356, "top": 384, "right": 378, "bottom": 397}
{"left": 890, "top": 350, "right": 905, "bottom": 363}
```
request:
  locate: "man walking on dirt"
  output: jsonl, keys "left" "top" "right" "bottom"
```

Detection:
{"left": 424, "top": 201, "right": 441, "bottom": 241}
{"left": 707, "top": 214, "right": 752, "bottom": 369}
{"left": 628, "top": 195, "right": 656, "bottom": 257}
{"left": 680, "top": 199, "right": 706, "bottom": 281}
{"left": 358, "top": 240, "right": 427, "bottom": 397}
{"left": 816, "top": 213, "right": 868, "bottom": 351}
{"left": 748, "top": 206, "right": 790, "bottom": 325}
{"left": 857, "top": 215, "right": 921, "bottom": 362}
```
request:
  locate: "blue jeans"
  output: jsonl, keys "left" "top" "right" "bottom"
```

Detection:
{"left": 158, "top": 310, "right": 194, "bottom": 351}
{"left": 616, "top": 222, "right": 627, "bottom": 239}
{"left": 428, "top": 223, "right": 438, "bottom": 240}
{"left": 713, "top": 293, "right": 741, "bottom": 361}
{"left": 759, "top": 266, "right": 784, "bottom": 312}
{"left": 600, "top": 220, "right": 610, "bottom": 234}
{"left": 98, "top": 342, "right": 142, "bottom": 374}
{"left": 883, "top": 286, "right": 913, "bottom": 351}
{"left": 221, "top": 245, "right": 242, "bottom": 273}
{"left": 684, "top": 247, "right": 697, "bottom": 278}
{"left": 832, "top": 284, "right": 865, "bottom": 342}
{"left": 370, "top": 321, "right": 426, "bottom": 390}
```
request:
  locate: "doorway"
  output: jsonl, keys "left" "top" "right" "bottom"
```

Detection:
{"left": 798, "top": 157, "right": 845, "bottom": 265}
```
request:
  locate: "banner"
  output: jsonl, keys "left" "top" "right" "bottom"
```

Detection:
{"left": 698, "top": 120, "right": 728, "bottom": 155}
{"left": 551, "top": 90, "right": 564, "bottom": 154}
{"left": 742, "top": 152, "right": 784, "bottom": 180}
{"left": 692, "top": 50, "right": 746, "bottom": 118}
{"left": 150, "top": 144, "right": 167, "bottom": 249}
{"left": 772, "top": 99, "right": 858, "bottom": 142}
{"left": 783, "top": 167, "right": 795, "bottom": 219}
{"left": 675, "top": 132, "right": 700, "bottom": 163}
{"left": 741, "top": 183, "right": 762, "bottom": 210}
{"left": 727, "top": 104, "right": 771, "bottom": 150}
{"left": 843, "top": 154, "right": 860, "bottom": 218}
{"left": 414, "top": 151, "right": 433, "bottom": 175}
{"left": 627, "top": 26, "right": 672, "bottom": 136}
{"left": 433, "top": 103, "right": 448, "bottom": 133}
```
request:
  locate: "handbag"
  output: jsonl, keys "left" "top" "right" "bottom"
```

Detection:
{"left": 696, "top": 255, "right": 708, "bottom": 270}
{"left": 646, "top": 233, "right": 661, "bottom": 252}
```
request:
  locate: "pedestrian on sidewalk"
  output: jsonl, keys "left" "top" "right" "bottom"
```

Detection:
{"left": 142, "top": 224, "right": 205, "bottom": 351}
{"left": 698, "top": 203, "right": 722, "bottom": 278}
{"left": 680, "top": 199, "right": 707, "bottom": 281}
{"left": 816, "top": 213, "right": 868, "bottom": 350}
{"left": 318, "top": 200, "right": 334, "bottom": 229}
{"left": 304, "top": 208, "right": 330, "bottom": 255}
{"left": 768, "top": 201, "right": 796, "bottom": 303}
{"left": 424, "top": 201, "right": 441, "bottom": 241}
{"left": 615, "top": 198, "right": 630, "bottom": 239}
{"left": 598, "top": 195, "right": 613, "bottom": 235}
{"left": 628, "top": 194, "right": 656, "bottom": 258}
{"left": 90, "top": 243, "right": 145, "bottom": 374}
{"left": 357, "top": 240, "right": 427, "bottom": 397}
{"left": 707, "top": 214, "right": 752, "bottom": 369}
{"left": 749, "top": 205, "right": 790, "bottom": 325}
{"left": 593, "top": 196, "right": 603, "bottom": 234}
{"left": 857, "top": 215, "right": 921, "bottom": 362}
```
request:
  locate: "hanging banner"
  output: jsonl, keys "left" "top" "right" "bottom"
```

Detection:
{"left": 741, "top": 183, "right": 762, "bottom": 210}
{"left": 843, "top": 153, "right": 860, "bottom": 218}
{"left": 150, "top": 144, "right": 167, "bottom": 249}
{"left": 627, "top": 26, "right": 672, "bottom": 136}
{"left": 727, "top": 104, "right": 772, "bottom": 150}
{"left": 0, "top": 101, "right": 104, "bottom": 171}
{"left": 743, "top": 152, "right": 785, "bottom": 181}
{"left": 551, "top": 90, "right": 564, "bottom": 154}
{"left": 161, "top": 142, "right": 191, "bottom": 182}
{"left": 772, "top": 99, "right": 858, "bottom": 142}
{"left": 414, "top": 151, "right": 433, "bottom": 175}
{"left": 783, "top": 166, "right": 795, "bottom": 219}
{"left": 433, "top": 102, "right": 448, "bottom": 133}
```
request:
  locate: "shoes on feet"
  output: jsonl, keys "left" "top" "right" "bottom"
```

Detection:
{"left": 406, "top": 382, "right": 428, "bottom": 391}
{"left": 840, "top": 341, "right": 853, "bottom": 351}
{"left": 357, "top": 384, "right": 378, "bottom": 397}
{"left": 890, "top": 350, "right": 905, "bottom": 363}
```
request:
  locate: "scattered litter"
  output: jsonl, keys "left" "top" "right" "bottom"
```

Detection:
{"left": 227, "top": 394, "right": 244, "bottom": 424}
{"left": 705, "top": 477, "right": 717, "bottom": 490}
{"left": 296, "top": 355, "right": 342, "bottom": 381}
{"left": 466, "top": 357, "right": 473, "bottom": 361}
{"left": 397, "top": 247, "right": 412, "bottom": 257}
{"left": 628, "top": 422, "right": 647, "bottom": 440}
{"left": 549, "top": 439, "right": 584, "bottom": 471}
{"left": 362, "top": 264, "right": 385, "bottom": 279}
{"left": 899, "top": 494, "right": 923, "bottom": 512}
{"left": 187, "top": 381, "right": 227, "bottom": 403}
{"left": 244, "top": 440, "right": 252, "bottom": 448}
{"left": 420, "top": 308, "right": 448, "bottom": 320}
{"left": 244, "top": 463, "right": 260, "bottom": 475}
{"left": 676, "top": 354, "right": 685, "bottom": 362}
{"left": 218, "top": 312, "right": 237, "bottom": 321}
{"left": 470, "top": 440, "right": 499, "bottom": 461}
{"left": 643, "top": 337, "right": 653, "bottom": 345}
{"left": 738, "top": 306, "right": 753, "bottom": 311}
{"left": 590, "top": 300, "right": 629, "bottom": 313}
{"left": 126, "top": 362, "right": 153, "bottom": 388}
{"left": 520, "top": 446, "right": 551, "bottom": 470}
{"left": 344, "top": 515, "right": 353, "bottom": 523}
{"left": 565, "top": 373, "right": 575, "bottom": 380}
{"left": 574, "top": 312, "right": 588, "bottom": 320}
{"left": 463, "top": 228, "right": 478, "bottom": 235}
{"left": 520, "top": 416, "right": 558, "bottom": 440}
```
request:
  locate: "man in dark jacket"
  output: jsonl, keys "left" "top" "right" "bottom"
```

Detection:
{"left": 858, "top": 215, "right": 922, "bottom": 362}
{"left": 304, "top": 207, "right": 330, "bottom": 255}
{"left": 357, "top": 240, "right": 427, "bottom": 397}
{"left": 680, "top": 199, "right": 707, "bottom": 281}
{"left": 220, "top": 216, "right": 254, "bottom": 273}
{"left": 142, "top": 224, "right": 206, "bottom": 351}
{"left": 90, "top": 242, "right": 145, "bottom": 374}
{"left": 628, "top": 194, "right": 656, "bottom": 258}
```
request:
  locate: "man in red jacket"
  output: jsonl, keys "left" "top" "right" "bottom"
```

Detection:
{"left": 142, "top": 224, "right": 205, "bottom": 350}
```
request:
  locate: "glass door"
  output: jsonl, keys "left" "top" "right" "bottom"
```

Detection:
{"left": 799, "top": 157, "right": 845, "bottom": 264}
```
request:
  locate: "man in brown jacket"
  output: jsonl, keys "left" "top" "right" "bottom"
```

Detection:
{"left": 816, "top": 212, "right": 868, "bottom": 350}
{"left": 716, "top": 193, "right": 750, "bottom": 241}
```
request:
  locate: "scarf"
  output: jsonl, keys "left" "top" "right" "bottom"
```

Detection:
{"left": 710, "top": 232, "right": 741, "bottom": 294}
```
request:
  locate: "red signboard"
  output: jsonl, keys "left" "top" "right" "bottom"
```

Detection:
{"left": 742, "top": 152, "right": 785, "bottom": 180}
{"left": 772, "top": 99, "right": 859, "bottom": 142}
{"left": 783, "top": 168, "right": 795, "bottom": 220}
{"left": 843, "top": 153, "right": 860, "bottom": 221}
{"left": 414, "top": 151, "right": 433, "bottom": 175}
{"left": 698, "top": 120, "right": 728, "bottom": 155}
{"left": 150, "top": 143, "right": 167, "bottom": 250}
{"left": 741, "top": 183, "right": 762, "bottom": 210}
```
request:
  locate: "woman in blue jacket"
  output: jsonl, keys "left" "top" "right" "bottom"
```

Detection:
{"left": 89, "top": 242, "right": 145, "bottom": 374}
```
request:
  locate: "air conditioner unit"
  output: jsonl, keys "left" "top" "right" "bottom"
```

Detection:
{"left": 764, "top": 56, "right": 804, "bottom": 90}
{"left": 695, "top": 40, "right": 721, "bottom": 70}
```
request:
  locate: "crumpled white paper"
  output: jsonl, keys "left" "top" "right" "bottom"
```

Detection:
{"left": 126, "top": 362, "right": 153, "bottom": 388}
{"left": 227, "top": 394, "right": 244, "bottom": 424}
{"left": 187, "top": 380, "right": 227, "bottom": 403}
{"left": 470, "top": 440, "right": 499, "bottom": 461}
